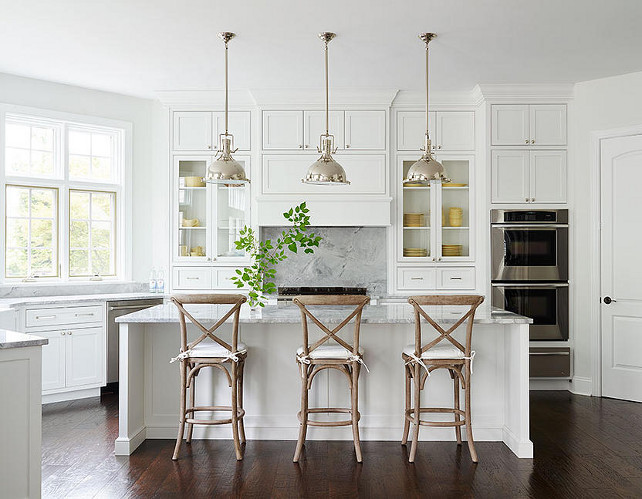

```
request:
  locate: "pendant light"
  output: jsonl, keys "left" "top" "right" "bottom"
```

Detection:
{"left": 205, "top": 32, "right": 249, "bottom": 184}
{"left": 404, "top": 33, "right": 450, "bottom": 184}
{"left": 302, "top": 32, "right": 350, "bottom": 185}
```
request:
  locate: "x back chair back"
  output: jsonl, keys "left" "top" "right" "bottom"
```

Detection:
{"left": 292, "top": 294, "right": 370, "bottom": 463}
{"left": 402, "top": 294, "right": 484, "bottom": 463}
{"left": 170, "top": 293, "right": 247, "bottom": 461}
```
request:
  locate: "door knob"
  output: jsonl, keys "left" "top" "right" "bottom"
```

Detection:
{"left": 603, "top": 296, "right": 616, "bottom": 304}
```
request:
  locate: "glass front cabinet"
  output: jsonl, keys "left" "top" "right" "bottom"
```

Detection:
{"left": 173, "top": 155, "right": 251, "bottom": 266}
{"left": 398, "top": 154, "right": 474, "bottom": 263}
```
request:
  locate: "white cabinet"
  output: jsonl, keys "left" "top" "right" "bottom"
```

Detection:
{"left": 397, "top": 267, "right": 475, "bottom": 291}
{"left": 303, "top": 110, "right": 344, "bottom": 150}
{"left": 492, "top": 150, "right": 566, "bottom": 203}
{"left": 397, "top": 268, "right": 437, "bottom": 290}
{"left": 40, "top": 331, "right": 66, "bottom": 391}
{"left": 492, "top": 104, "right": 566, "bottom": 146}
{"left": 173, "top": 267, "right": 212, "bottom": 289}
{"left": 397, "top": 111, "right": 474, "bottom": 151}
{"left": 345, "top": 110, "right": 386, "bottom": 150}
{"left": 66, "top": 327, "right": 103, "bottom": 387}
{"left": 173, "top": 111, "right": 251, "bottom": 151}
{"left": 262, "top": 111, "right": 304, "bottom": 149}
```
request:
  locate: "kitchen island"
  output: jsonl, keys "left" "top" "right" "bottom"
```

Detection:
{"left": 116, "top": 302, "right": 533, "bottom": 458}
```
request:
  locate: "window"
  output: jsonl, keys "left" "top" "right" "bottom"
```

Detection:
{"left": 1, "top": 109, "right": 128, "bottom": 282}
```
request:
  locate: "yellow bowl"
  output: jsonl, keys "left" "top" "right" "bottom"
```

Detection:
{"left": 185, "top": 176, "right": 205, "bottom": 187}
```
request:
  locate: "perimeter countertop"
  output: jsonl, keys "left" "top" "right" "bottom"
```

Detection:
{"left": 116, "top": 302, "right": 532, "bottom": 325}
{"left": 0, "top": 293, "right": 165, "bottom": 309}
{"left": 0, "top": 329, "right": 48, "bottom": 349}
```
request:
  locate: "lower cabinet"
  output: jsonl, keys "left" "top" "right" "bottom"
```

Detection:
{"left": 397, "top": 267, "right": 476, "bottom": 292}
{"left": 172, "top": 266, "right": 249, "bottom": 291}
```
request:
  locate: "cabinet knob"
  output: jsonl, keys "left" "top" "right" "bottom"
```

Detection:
{"left": 531, "top": 139, "right": 535, "bottom": 144}
{"left": 437, "top": 145, "right": 442, "bottom": 149}
{"left": 67, "top": 331, "right": 72, "bottom": 335}
{"left": 531, "top": 198, "right": 535, "bottom": 202}
{"left": 346, "top": 144, "right": 351, "bottom": 148}
{"left": 525, "top": 139, "right": 529, "bottom": 144}
{"left": 60, "top": 331, "right": 65, "bottom": 336}
{"left": 207, "top": 145, "right": 212, "bottom": 149}
{"left": 298, "top": 144, "right": 304, "bottom": 149}
{"left": 525, "top": 198, "right": 529, "bottom": 202}
{"left": 305, "top": 145, "right": 310, "bottom": 149}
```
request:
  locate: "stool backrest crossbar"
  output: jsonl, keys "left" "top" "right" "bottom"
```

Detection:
{"left": 407, "top": 295, "right": 485, "bottom": 357}
{"left": 293, "top": 295, "right": 370, "bottom": 357}
{"left": 171, "top": 294, "right": 247, "bottom": 355}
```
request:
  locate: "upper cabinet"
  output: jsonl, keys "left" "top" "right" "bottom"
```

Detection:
{"left": 397, "top": 111, "right": 474, "bottom": 151}
{"left": 491, "top": 104, "right": 566, "bottom": 146}
{"left": 173, "top": 111, "right": 251, "bottom": 152}
{"left": 263, "top": 109, "right": 385, "bottom": 151}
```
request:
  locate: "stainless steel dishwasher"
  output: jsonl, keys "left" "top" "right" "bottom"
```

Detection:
{"left": 106, "top": 299, "right": 163, "bottom": 383}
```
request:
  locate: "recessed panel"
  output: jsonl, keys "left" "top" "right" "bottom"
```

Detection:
{"left": 612, "top": 316, "right": 642, "bottom": 370}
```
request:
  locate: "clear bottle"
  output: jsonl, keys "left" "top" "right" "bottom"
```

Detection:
{"left": 149, "top": 267, "right": 157, "bottom": 293}
{"left": 156, "top": 269, "right": 165, "bottom": 294}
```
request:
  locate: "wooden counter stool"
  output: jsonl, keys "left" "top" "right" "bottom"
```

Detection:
{"left": 401, "top": 295, "right": 484, "bottom": 463}
{"left": 292, "top": 295, "right": 370, "bottom": 463}
{"left": 170, "top": 294, "right": 247, "bottom": 461}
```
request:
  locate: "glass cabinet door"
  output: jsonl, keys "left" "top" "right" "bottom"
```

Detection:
{"left": 176, "top": 158, "right": 209, "bottom": 260}
{"left": 214, "top": 183, "right": 248, "bottom": 259}
{"left": 439, "top": 158, "right": 471, "bottom": 259}
{"left": 401, "top": 159, "right": 432, "bottom": 260}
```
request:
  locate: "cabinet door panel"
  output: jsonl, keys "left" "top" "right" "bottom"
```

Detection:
{"left": 491, "top": 150, "right": 530, "bottom": 203}
{"left": 173, "top": 267, "right": 213, "bottom": 289}
{"left": 214, "top": 111, "right": 251, "bottom": 151}
{"left": 39, "top": 331, "right": 66, "bottom": 391}
{"left": 397, "top": 111, "right": 431, "bottom": 151}
{"left": 398, "top": 268, "right": 437, "bottom": 290}
{"left": 173, "top": 112, "right": 213, "bottom": 151}
{"left": 437, "top": 112, "right": 475, "bottom": 151}
{"left": 303, "top": 111, "right": 344, "bottom": 150}
{"left": 262, "top": 111, "right": 303, "bottom": 150}
{"left": 65, "top": 327, "right": 103, "bottom": 388}
{"left": 530, "top": 151, "right": 567, "bottom": 203}
{"left": 438, "top": 268, "right": 476, "bottom": 289}
{"left": 345, "top": 110, "right": 386, "bottom": 150}
{"left": 491, "top": 105, "right": 529, "bottom": 146}
{"left": 531, "top": 105, "right": 566, "bottom": 146}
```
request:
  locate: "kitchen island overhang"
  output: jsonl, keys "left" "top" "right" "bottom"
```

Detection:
{"left": 115, "top": 302, "right": 533, "bottom": 458}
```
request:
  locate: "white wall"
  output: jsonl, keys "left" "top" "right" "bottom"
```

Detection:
{"left": 0, "top": 72, "right": 168, "bottom": 282}
{"left": 570, "top": 70, "right": 642, "bottom": 394}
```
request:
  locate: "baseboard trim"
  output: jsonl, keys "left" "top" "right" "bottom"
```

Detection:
{"left": 502, "top": 427, "right": 534, "bottom": 458}
{"left": 570, "top": 376, "right": 593, "bottom": 396}
{"left": 114, "top": 426, "right": 147, "bottom": 456}
{"left": 529, "top": 379, "right": 572, "bottom": 391}
{"left": 42, "top": 387, "right": 101, "bottom": 404}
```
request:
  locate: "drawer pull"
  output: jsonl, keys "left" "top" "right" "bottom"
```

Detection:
{"left": 530, "top": 352, "right": 569, "bottom": 356}
{"left": 185, "top": 277, "right": 200, "bottom": 280}
{"left": 410, "top": 277, "right": 424, "bottom": 280}
{"left": 35, "top": 315, "right": 56, "bottom": 320}
{"left": 450, "top": 277, "right": 462, "bottom": 280}
{"left": 75, "top": 313, "right": 94, "bottom": 317}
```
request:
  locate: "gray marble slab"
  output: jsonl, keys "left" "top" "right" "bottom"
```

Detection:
{"left": 117, "top": 302, "right": 532, "bottom": 325}
{"left": 0, "top": 281, "right": 148, "bottom": 299}
{"left": 0, "top": 329, "right": 48, "bottom": 349}
{"left": 0, "top": 293, "right": 165, "bottom": 309}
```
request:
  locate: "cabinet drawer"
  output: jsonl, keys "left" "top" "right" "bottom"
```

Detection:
{"left": 398, "top": 268, "right": 437, "bottom": 290}
{"left": 174, "top": 267, "right": 213, "bottom": 289}
{"left": 25, "top": 305, "right": 104, "bottom": 328}
{"left": 438, "top": 268, "right": 476, "bottom": 289}
{"left": 216, "top": 269, "right": 248, "bottom": 289}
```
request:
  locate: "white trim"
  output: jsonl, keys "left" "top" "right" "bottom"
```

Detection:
{"left": 570, "top": 376, "right": 593, "bottom": 396}
{"left": 530, "top": 378, "right": 571, "bottom": 391}
{"left": 114, "top": 426, "right": 147, "bottom": 456}
{"left": 478, "top": 83, "right": 575, "bottom": 102}
{"left": 42, "top": 386, "right": 100, "bottom": 404}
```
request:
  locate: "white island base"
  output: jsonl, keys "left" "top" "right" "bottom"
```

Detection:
{"left": 115, "top": 303, "right": 533, "bottom": 459}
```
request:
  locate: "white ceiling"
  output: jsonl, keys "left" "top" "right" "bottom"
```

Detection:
{"left": 1, "top": 0, "right": 641, "bottom": 99}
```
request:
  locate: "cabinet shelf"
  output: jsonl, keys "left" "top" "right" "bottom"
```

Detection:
{"left": 403, "top": 226, "right": 430, "bottom": 230}
{"left": 178, "top": 186, "right": 206, "bottom": 190}
{"left": 442, "top": 226, "right": 469, "bottom": 230}
{"left": 179, "top": 226, "right": 206, "bottom": 230}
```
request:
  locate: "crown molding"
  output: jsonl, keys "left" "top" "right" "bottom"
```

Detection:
{"left": 392, "top": 87, "right": 484, "bottom": 109}
{"left": 249, "top": 88, "right": 399, "bottom": 108}
{"left": 477, "top": 83, "right": 575, "bottom": 102}
{"left": 155, "top": 90, "right": 257, "bottom": 108}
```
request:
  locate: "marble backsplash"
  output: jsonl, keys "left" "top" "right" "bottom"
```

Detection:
{"left": 0, "top": 281, "right": 148, "bottom": 299}
{"left": 260, "top": 226, "right": 387, "bottom": 296}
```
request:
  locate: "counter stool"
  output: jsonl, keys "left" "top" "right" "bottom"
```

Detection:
{"left": 170, "top": 294, "right": 247, "bottom": 461}
{"left": 292, "top": 295, "right": 370, "bottom": 463}
{"left": 401, "top": 295, "right": 484, "bottom": 463}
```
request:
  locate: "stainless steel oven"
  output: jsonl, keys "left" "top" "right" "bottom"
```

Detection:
{"left": 491, "top": 209, "right": 568, "bottom": 282}
{"left": 491, "top": 283, "right": 569, "bottom": 341}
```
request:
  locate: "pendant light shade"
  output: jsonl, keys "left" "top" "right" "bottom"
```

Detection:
{"left": 404, "top": 33, "right": 450, "bottom": 185}
{"left": 205, "top": 32, "right": 249, "bottom": 184}
{"left": 302, "top": 32, "right": 349, "bottom": 185}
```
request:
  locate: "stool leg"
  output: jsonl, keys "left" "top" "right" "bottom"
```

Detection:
{"left": 172, "top": 361, "right": 187, "bottom": 461}
{"left": 464, "top": 366, "right": 478, "bottom": 462}
{"left": 453, "top": 371, "right": 462, "bottom": 445}
{"left": 186, "top": 374, "right": 195, "bottom": 444}
{"left": 401, "top": 363, "right": 411, "bottom": 445}
{"left": 293, "top": 364, "right": 309, "bottom": 463}
{"left": 351, "top": 363, "right": 363, "bottom": 463}
{"left": 409, "top": 363, "right": 421, "bottom": 463}
{"left": 238, "top": 360, "right": 246, "bottom": 445}
{"left": 231, "top": 362, "right": 243, "bottom": 461}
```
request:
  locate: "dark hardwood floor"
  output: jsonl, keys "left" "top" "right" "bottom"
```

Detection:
{"left": 41, "top": 391, "right": 642, "bottom": 498}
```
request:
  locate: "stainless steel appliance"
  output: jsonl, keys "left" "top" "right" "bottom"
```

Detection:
{"left": 491, "top": 209, "right": 568, "bottom": 282}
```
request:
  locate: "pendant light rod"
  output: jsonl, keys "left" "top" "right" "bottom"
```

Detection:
{"left": 319, "top": 32, "right": 336, "bottom": 136}
{"left": 218, "top": 32, "right": 236, "bottom": 135}
{"left": 419, "top": 33, "right": 436, "bottom": 137}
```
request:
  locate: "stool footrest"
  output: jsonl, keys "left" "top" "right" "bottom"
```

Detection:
{"left": 184, "top": 405, "right": 245, "bottom": 426}
{"left": 404, "top": 407, "right": 466, "bottom": 427}
{"left": 298, "top": 408, "right": 360, "bottom": 427}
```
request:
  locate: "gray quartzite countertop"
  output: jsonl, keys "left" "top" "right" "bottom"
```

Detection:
{"left": 116, "top": 302, "right": 532, "bottom": 325}
{"left": 0, "top": 293, "right": 165, "bottom": 310}
{"left": 0, "top": 329, "right": 48, "bottom": 349}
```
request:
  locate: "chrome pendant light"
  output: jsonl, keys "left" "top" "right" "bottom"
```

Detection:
{"left": 205, "top": 32, "right": 249, "bottom": 184}
{"left": 404, "top": 33, "right": 450, "bottom": 184}
{"left": 302, "top": 32, "right": 349, "bottom": 185}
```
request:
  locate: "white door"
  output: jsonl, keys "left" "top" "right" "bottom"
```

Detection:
{"left": 436, "top": 112, "right": 475, "bottom": 151}
{"left": 303, "top": 110, "right": 344, "bottom": 150}
{"left": 491, "top": 105, "right": 529, "bottom": 146}
{"left": 213, "top": 111, "right": 251, "bottom": 151}
{"left": 530, "top": 105, "right": 567, "bottom": 146}
{"left": 39, "top": 331, "right": 66, "bottom": 391}
{"left": 491, "top": 150, "right": 530, "bottom": 203}
{"left": 173, "top": 112, "right": 213, "bottom": 151}
{"left": 65, "top": 326, "right": 104, "bottom": 387}
{"left": 262, "top": 111, "right": 303, "bottom": 150}
{"left": 601, "top": 134, "right": 642, "bottom": 402}
{"left": 345, "top": 110, "right": 386, "bottom": 150}
{"left": 530, "top": 150, "right": 567, "bottom": 203}
{"left": 397, "top": 111, "right": 433, "bottom": 151}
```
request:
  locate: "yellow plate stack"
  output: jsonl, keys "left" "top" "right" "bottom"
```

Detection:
{"left": 403, "top": 248, "right": 428, "bottom": 257}
{"left": 403, "top": 213, "right": 425, "bottom": 227}
{"left": 442, "top": 244, "right": 462, "bottom": 256}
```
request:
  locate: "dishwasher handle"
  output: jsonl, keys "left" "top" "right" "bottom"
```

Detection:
{"left": 108, "top": 304, "right": 158, "bottom": 312}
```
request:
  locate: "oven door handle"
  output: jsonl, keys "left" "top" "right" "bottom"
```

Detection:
{"left": 492, "top": 224, "right": 568, "bottom": 229}
{"left": 491, "top": 282, "right": 569, "bottom": 288}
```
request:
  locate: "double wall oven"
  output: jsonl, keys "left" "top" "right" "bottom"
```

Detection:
{"left": 491, "top": 209, "right": 570, "bottom": 377}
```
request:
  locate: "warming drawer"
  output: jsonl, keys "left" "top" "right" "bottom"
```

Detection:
{"left": 529, "top": 347, "right": 571, "bottom": 377}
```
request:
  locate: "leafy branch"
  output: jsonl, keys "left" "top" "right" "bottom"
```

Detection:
{"left": 231, "top": 202, "right": 322, "bottom": 307}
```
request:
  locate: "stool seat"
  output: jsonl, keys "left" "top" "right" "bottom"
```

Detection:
{"left": 402, "top": 344, "right": 464, "bottom": 360}
{"left": 190, "top": 341, "right": 247, "bottom": 358}
{"left": 297, "top": 344, "right": 364, "bottom": 360}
